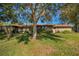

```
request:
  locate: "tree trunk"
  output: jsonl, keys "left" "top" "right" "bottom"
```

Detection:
{"left": 32, "top": 8, "right": 37, "bottom": 40}
{"left": 4, "top": 26, "right": 13, "bottom": 39}
{"left": 32, "top": 24, "right": 37, "bottom": 40}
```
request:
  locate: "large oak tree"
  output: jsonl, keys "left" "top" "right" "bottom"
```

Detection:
{"left": 18, "top": 3, "right": 60, "bottom": 40}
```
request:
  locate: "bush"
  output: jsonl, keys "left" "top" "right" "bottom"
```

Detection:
{"left": 16, "top": 31, "right": 30, "bottom": 44}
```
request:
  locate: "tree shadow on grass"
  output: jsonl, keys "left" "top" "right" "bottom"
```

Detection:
{"left": 15, "top": 30, "right": 64, "bottom": 44}
{"left": 37, "top": 31, "right": 63, "bottom": 42}
{"left": 0, "top": 29, "right": 64, "bottom": 44}
{"left": 0, "top": 30, "right": 31, "bottom": 44}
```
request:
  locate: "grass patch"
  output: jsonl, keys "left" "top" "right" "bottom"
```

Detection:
{"left": 0, "top": 33, "right": 79, "bottom": 55}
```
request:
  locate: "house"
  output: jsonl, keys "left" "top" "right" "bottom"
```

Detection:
{"left": 0, "top": 24, "right": 72, "bottom": 34}
{"left": 34, "top": 24, "right": 72, "bottom": 33}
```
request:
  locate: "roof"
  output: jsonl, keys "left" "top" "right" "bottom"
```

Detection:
{"left": 0, "top": 24, "right": 72, "bottom": 28}
{"left": 53, "top": 24, "right": 72, "bottom": 28}
{"left": 36, "top": 24, "right": 54, "bottom": 27}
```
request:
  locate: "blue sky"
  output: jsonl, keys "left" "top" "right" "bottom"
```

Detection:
{"left": 14, "top": 4, "right": 62, "bottom": 25}
{"left": 37, "top": 15, "right": 61, "bottom": 24}
{"left": 18, "top": 13, "right": 62, "bottom": 25}
{"left": 0, "top": 4, "right": 63, "bottom": 25}
{"left": 37, "top": 10, "right": 62, "bottom": 24}
{"left": 0, "top": 10, "right": 62, "bottom": 25}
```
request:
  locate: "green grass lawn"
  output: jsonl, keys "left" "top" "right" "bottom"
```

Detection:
{"left": 0, "top": 32, "right": 79, "bottom": 56}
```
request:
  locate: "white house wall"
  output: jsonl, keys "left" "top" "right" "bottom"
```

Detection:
{"left": 52, "top": 28, "right": 72, "bottom": 33}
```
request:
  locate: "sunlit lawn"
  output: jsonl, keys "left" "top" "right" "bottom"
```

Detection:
{"left": 0, "top": 32, "right": 79, "bottom": 56}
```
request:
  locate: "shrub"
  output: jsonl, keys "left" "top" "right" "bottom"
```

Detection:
{"left": 16, "top": 31, "right": 30, "bottom": 44}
